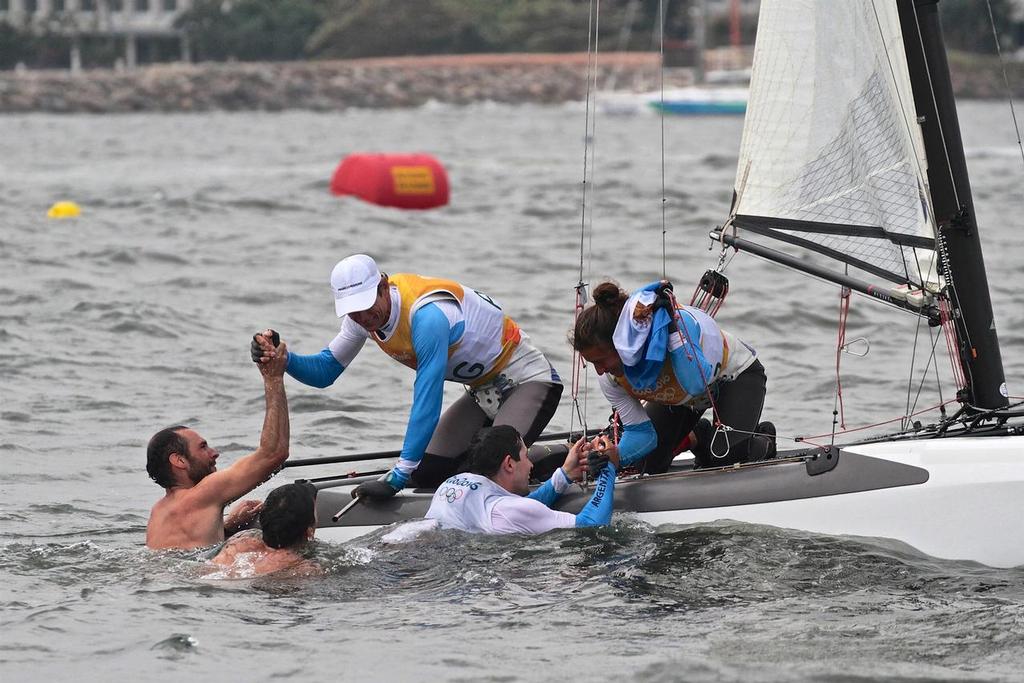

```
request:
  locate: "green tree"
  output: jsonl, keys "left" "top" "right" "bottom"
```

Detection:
{"left": 308, "top": 0, "right": 636, "bottom": 58}
{"left": 939, "top": 0, "right": 1019, "bottom": 53}
{"left": 308, "top": 0, "right": 490, "bottom": 58}
{"left": 176, "top": 0, "right": 326, "bottom": 62}
{"left": 0, "top": 22, "right": 35, "bottom": 69}
{"left": 0, "top": 22, "right": 72, "bottom": 69}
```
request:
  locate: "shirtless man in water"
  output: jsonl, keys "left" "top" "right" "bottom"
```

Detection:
{"left": 146, "top": 330, "right": 289, "bottom": 550}
{"left": 210, "top": 481, "right": 321, "bottom": 577}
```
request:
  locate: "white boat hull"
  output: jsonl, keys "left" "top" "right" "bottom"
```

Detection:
{"left": 314, "top": 434, "right": 1024, "bottom": 568}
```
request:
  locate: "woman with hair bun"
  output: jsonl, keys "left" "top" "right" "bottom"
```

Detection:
{"left": 571, "top": 280, "right": 774, "bottom": 472}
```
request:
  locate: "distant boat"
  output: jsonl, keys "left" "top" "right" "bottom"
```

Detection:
{"left": 649, "top": 0, "right": 749, "bottom": 116}
{"left": 596, "top": 0, "right": 751, "bottom": 117}
{"left": 596, "top": 86, "right": 747, "bottom": 117}
{"left": 646, "top": 85, "right": 747, "bottom": 115}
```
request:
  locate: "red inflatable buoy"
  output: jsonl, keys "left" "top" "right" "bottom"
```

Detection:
{"left": 330, "top": 153, "right": 449, "bottom": 210}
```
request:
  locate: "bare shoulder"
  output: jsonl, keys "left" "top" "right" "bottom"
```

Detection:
{"left": 285, "top": 558, "right": 325, "bottom": 577}
{"left": 211, "top": 530, "right": 267, "bottom": 566}
{"left": 255, "top": 550, "right": 323, "bottom": 577}
{"left": 146, "top": 492, "right": 183, "bottom": 548}
{"left": 146, "top": 488, "right": 226, "bottom": 550}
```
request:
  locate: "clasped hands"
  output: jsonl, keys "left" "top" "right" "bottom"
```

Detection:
{"left": 250, "top": 328, "right": 287, "bottom": 377}
{"left": 562, "top": 434, "right": 621, "bottom": 482}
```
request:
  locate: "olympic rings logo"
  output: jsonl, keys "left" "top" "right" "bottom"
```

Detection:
{"left": 440, "top": 486, "right": 465, "bottom": 504}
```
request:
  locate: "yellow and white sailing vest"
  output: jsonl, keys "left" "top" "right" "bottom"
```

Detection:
{"left": 613, "top": 305, "right": 747, "bottom": 406}
{"left": 372, "top": 273, "right": 521, "bottom": 387}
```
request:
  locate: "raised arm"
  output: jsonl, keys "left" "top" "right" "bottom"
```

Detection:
{"left": 252, "top": 319, "right": 367, "bottom": 389}
{"left": 195, "top": 331, "right": 290, "bottom": 506}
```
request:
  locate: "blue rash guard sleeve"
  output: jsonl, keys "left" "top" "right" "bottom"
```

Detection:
{"left": 527, "top": 468, "right": 569, "bottom": 507}
{"left": 285, "top": 348, "right": 345, "bottom": 388}
{"left": 386, "top": 303, "right": 457, "bottom": 490}
{"left": 617, "top": 421, "right": 658, "bottom": 467}
{"left": 668, "top": 311, "right": 717, "bottom": 397}
{"left": 575, "top": 463, "right": 617, "bottom": 528}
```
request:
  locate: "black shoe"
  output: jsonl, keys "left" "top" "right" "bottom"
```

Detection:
{"left": 691, "top": 418, "right": 715, "bottom": 469}
{"left": 756, "top": 421, "right": 777, "bottom": 460}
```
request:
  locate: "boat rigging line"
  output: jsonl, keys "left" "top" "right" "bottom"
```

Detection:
{"left": 906, "top": 6, "right": 961, "bottom": 212}
{"left": 798, "top": 398, "right": 960, "bottom": 444}
{"left": 985, "top": 0, "right": 1024, "bottom": 169}
{"left": 664, "top": 287, "right": 730, "bottom": 458}
{"left": 904, "top": 319, "right": 947, "bottom": 430}
{"left": 571, "top": 0, "right": 601, "bottom": 444}
{"left": 869, "top": 0, "right": 969, "bottom": 425}
{"left": 904, "top": 3, "right": 993, "bottom": 399}
{"left": 900, "top": 251, "right": 931, "bottom": 429}
{"left": 904, "top": 243, "right": 949, "bottom": 427}
{"left": 659, "top": 0, "right": 668, "bottom": 280}
{"left": 832, "top": 281, "right": 852, "bottom": 442}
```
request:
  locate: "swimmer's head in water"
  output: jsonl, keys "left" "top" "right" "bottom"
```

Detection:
{"left": 146, "top": 426, "right": 220, "bottom": 489}
{"left": 260, "top": 481, "right": 317, "bottom": 549}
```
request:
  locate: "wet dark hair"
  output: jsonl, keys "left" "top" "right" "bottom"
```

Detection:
{"left": 260, "top": 482, "right": 317, "bottom": 549}
{"left": 571, "top": 281, "right": 628, "bottom": 351}
{"left": 146, "top": 426, "right": 189, "bottom": 489}
{"left": 467, "top": 425, "right": 524, "bottom": 478}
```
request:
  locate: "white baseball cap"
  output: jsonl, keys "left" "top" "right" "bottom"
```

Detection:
{"left": 330, "top": 254, "right": 382, "bottom": 317}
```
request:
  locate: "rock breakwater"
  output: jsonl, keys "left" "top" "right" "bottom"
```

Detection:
{"left": 0, "top": 53, "right": 681, "bottom": 113}
{"left": 0, "top": 51, "right": 1019, "bottom": 113}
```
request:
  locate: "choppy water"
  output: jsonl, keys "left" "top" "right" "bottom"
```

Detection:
{"left": 2, "top": 102, "right": 1023, "bottom": 681}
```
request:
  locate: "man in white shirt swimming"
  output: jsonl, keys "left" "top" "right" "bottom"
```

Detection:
{"left": 425, "top": 426, "right": 618, "bottom": 535}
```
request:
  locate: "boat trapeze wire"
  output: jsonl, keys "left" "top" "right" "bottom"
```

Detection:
{"left": 904, "top": 246, "right": 949, "bottom": 426}
{"left": 832, "top": 283, "right": 852, "bottom": 441}
{"left": 985, "top": 0, "right": 1024, "bottom": 170}
{"left": 571, "top": 0, "right": 603, "bottom": 452}
{"left": 658, "top": 0, "right": 668, "bottom": 280}
{"left": 797, "top": 398, "right": 961, "bottom": 444}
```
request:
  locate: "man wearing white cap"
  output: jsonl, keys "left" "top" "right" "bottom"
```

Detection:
{"left": 252, "top": 255, "right": 563, "bottom": 500}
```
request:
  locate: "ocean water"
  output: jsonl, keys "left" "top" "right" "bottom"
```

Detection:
{"left": 2, "top": 101, "right": 1023, "bottom": 681}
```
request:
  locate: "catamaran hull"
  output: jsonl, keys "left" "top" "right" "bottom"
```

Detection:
{"left": 312, "top": 435, "right": 1024, "bottom": 568}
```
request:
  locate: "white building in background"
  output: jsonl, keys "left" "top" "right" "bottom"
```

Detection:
{"left": 0, "top": 0, "right": 191, "bottom": 69}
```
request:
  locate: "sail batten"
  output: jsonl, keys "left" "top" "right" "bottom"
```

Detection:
{"left": 733, "top": 215, "right": 934, "bottom": 250}
{"left": 732, "top": 214, "right": 934, "bottom": 285}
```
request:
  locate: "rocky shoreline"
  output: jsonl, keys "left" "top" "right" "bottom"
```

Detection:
{"left": 0, "top": 52, "right": 1019, "bottom": 113}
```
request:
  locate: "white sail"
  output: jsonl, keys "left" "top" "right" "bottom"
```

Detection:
{"left": 733, "top": 0, "right": 937, "bottom": 288}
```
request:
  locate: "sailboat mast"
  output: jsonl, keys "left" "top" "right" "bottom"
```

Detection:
{"left": 897, "top": 0, "right": 1008, "bottom": 411}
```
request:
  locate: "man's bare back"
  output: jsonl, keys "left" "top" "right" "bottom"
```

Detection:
{"left": 208, "top": 530, "right": 321, "bottom": 578}
{"left": 207, "top": 483, "right": 321, "bottom": 577}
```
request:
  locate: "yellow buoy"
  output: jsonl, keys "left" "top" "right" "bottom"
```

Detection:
{"left": 47, "top": 201, "right": 81, "bottom": 219}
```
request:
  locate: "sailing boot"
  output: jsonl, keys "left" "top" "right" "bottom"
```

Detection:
{"left": 754, "top": 421, "right": 777, "bottom": 460}
{"left": 691, "top": 418, "right": 715, "bottom": 469}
